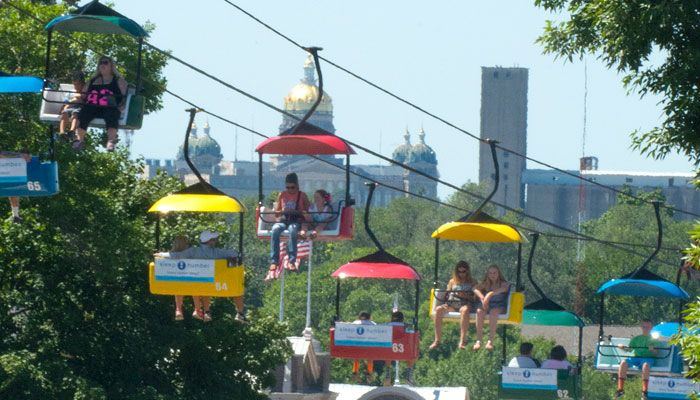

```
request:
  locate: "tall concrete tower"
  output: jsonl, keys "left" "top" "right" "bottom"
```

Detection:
{"left": 479, "top": 67, "right": 528, "bottom": 212}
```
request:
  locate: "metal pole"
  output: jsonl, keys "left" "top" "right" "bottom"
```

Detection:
{"left": 434, "top": 238, "right": 440, "bottom": 288}
{"left": 155, "top": 214, "right": 161, "bottom": 250}
{"left": 598, "top": 292, "right": 605, "bottom": 342}
{"left": 305, "top": 241, "right": 313, "bottom": 329}
{"left": 44, "top": 30, "right": 52, "bottom": 81}
{"left": 279, "top": 255, "right": 285, "bottom": 322}
{"left": 516, "top": 242, "right": 523, "bottom": 291}
{"left": 577, "top": 325, "right": 583, "bottom": 375}
{"left": 501, "top": 325, "right": 508, "bottom": 366}
{"left": 258, "top": 152, "right": 264, "bottom": 203}
{"left": 238, "top": 213, "right": 244, "bottom": 264}
{"left": 136, "top": 37, "right": 143, "bottom": 92}
{"left": 335, "top": 280, "right": 341, "bottom": 322}
{"left": 345, "top": 155, "right": 351, "bottom": 205}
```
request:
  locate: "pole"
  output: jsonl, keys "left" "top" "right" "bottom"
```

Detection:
{"left": 279, "top": 263, "right": 285, "bottom": 322}
{"left": 305, "top": 241, "right": 313, "bottom": 332}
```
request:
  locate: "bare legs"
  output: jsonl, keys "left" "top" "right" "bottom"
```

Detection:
{"left": 474, "top": 307, "right": 500, "bottom": 351}
{"left": 617, "top": 360, "right": 650, "bottom": 396}
{"left": 74, "top": 127, "right": 118, "bottom": 151}
{"left": 459, "top": 304, "right": 471, "bottom": 348}
{"left": 431, "top": 304, "right": 471, "bottom": 350}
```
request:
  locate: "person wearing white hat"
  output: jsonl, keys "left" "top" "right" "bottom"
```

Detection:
{"left": 157, "top": 231, "right": 246, "bottom": 322}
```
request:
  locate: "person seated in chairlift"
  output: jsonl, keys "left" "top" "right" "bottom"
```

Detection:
{"left": 156, "top": 230, "right": 246, "bottom": 322}
{"left": 351, "top": 311, "right": 376, "bottom": 383}
{"left": 303, "top": 189, "right": 333, "bottom": 239}
{"left": 59, "top": 71, "right": 85, "bottom": 138}
{"left": 473, "top": 264, "right": 511, "bottom": 352}
{"left": 430, "top": 260, "right": 479, "bottom": 351}
{"left": 509, "top": 342, "right": 541, "bottom": 368}
{"left": 73, "top": 56, "right": 128, "bottom": 152}
{"left": 269, "top": 173, "right": 310, "bottom": 271}
{"left": 615, "top": 319, "right": 660, "bottom": 399}
{"left": 542, "top": 345, "right": 573, "bottom": 371}
{"left": 383, "top": 310, "right": 415, "bottom": 386}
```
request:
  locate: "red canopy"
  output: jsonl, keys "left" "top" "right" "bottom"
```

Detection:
{"left": 332, "top": 262, "right": 421, "bottom": 281}
{"left": 256, "top": 135, "right": 355, "bottom": 155}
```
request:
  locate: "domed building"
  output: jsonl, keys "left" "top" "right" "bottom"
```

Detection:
{"left": 279, "top": 55, "right": 335, "bottom": 134}
{"left": 175, "top": 121, "right": 223, "bottom": 176}
{"left": 144, "top": 56, "right": 439, "bottom": 206}
{"left": 392, "top": 128, "right": 412, "bottom": 164}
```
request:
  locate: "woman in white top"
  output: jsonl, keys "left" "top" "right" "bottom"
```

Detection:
{"left": 305, "top": 189, "right": 334, "bottom": 239}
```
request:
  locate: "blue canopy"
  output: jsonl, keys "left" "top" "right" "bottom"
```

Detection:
{"left": 0, "top": 73, "right": 43, "bottom": 93}
{"left": 597, "top": 278, "right": 689, "bottom": 299}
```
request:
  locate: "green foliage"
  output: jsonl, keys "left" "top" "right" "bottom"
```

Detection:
{"left": 534, "top": 0, "right": 700, "bottom": 162}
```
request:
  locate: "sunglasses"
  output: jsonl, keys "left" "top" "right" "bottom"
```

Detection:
{"left": 286, "top": 186, "right": 297, "bottom": 190}
{"left": 457, "top": 270, "right": 468, "bottom": 274}
{"left": 99, "top": 60, "right": 110, "bottom": 65}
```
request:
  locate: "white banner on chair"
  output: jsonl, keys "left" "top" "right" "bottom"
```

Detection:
{"left": 501, "top": 367, "right": 557, "bottom": 390}
{"left": 335, "top": 323, "right": 392, "bottom": 348}
{"left": 648, "top": 376, "right": 699, "bottom": 399}
{"left": 0, "top": 158, "right": 27, "bottom": 183}
{"left": 154, "top": 259, "right": 215, "bottom": 283}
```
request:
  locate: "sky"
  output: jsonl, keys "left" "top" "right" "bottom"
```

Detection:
{"left": 109, "top": 0, "right": 694, "bottom": 200}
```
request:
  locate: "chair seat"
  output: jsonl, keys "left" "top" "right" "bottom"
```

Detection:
{"left": 429, "top": 288, "right": 524, "bottom": 325}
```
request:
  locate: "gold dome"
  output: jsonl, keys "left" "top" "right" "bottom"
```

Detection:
{"left": 284, "top": 83, "right": 333, "bottom": 113}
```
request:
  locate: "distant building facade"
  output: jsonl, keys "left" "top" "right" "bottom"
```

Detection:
{"left": 479, "top": 67, "right": 528, "bottom": 212}
{"left": 478, "top": 66, "right": 700, "bottom": 227}
{"left": 143, "top": 56, "right": 439, "bottom": 207}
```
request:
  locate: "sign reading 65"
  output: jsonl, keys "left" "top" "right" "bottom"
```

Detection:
{"left": 27, "top": 181, "right": 42, "bottom": 191}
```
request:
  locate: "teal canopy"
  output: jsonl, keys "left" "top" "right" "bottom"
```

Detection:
{"left": 523, "top": 309, "right": 584, "bottom": 327}
{"left": 45, "top": 1, "right": 147, "bottom": 37}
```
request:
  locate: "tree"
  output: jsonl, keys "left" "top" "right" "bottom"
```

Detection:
{"left": 534, "top": 0, "right": 700, "bottom": 162}
{"left": 0, "top": 2, "right": 291, "bottom": 398}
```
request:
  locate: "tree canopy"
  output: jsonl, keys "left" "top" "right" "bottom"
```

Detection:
{"left": 534, "top": 0, "right": 700, "bottom": 163}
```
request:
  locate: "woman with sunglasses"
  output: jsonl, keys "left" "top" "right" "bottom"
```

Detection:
{"left": 74, "top": 56, "right": 128, "bottom": 152}
{"left": 430, "top": 260, "right": 479, "bottom": 350}
{"left": 270, "top": 173, "right": 310, "bottom": 271}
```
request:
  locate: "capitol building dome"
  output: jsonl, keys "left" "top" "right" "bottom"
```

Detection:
{"left": 176, "top": 121, "right": 223, "bottom": 172}
{"left": 279, "top": 55, "right": 335, "bottom": 134}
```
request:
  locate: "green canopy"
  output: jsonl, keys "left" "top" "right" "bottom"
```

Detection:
{"left": 522, "top": 309, "right": 584, "bottom": 327}
{"left": 45, "top": 1, "right": 147, "bottom": 37}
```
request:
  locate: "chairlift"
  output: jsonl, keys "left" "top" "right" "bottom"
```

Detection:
{"left": 255, "top": 47, "right": 354, "bottom": 241}
{"left": 39, "top": 0, "right": 147, "bottom": 130}
{"left": 147, "top": 109, "right": 246, "bottom": 298}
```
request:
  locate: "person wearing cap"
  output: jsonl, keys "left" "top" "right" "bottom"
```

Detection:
{"left": 270, "top": 173, "right": 310, "bottom": 271}
{"left": 156, "top": 231, "right": 246, "bottom": 322}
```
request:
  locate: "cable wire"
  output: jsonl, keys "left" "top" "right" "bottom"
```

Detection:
{"left": 220, "top": 0, "right": 700, "bottom": 220}
{"left": 4, "top": 1, "right": 687, "bottom": 268}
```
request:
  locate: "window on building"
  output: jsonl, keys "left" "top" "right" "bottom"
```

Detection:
{"left": 491, "top": 173, "right": 496, "bottom": 180}
{"left": 493, "top": 71, "right": 499, "bottom": 78}
{"left": 625, "top": 177, "right": 633, "bottom": 183}
{"left": 503, "top": 151, "right": 510, "bottom": 158}
{"left": 504, "top": 174, "right": 509, "bottom": 181}
{"left": 504, "top": 162, "right": 509, "bottom": 169}
{"left": 668, "top": 178, "right": 674, "bottom": 187}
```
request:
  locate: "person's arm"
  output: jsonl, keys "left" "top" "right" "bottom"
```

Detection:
{"left": 273, "top": 193, "right": 283, "bottom": 219}
{"left": 492, "top": 281, "right": 511, "bottom": 295}
{"left": 213, "top": 248, "right": 239, "bottom": 259}
{"left": 473, "top": 287, "right": 485, "bottom": 302}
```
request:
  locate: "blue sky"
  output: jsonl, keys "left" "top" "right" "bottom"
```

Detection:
{"left": 111, "top": 0, "right": 693, "bottom": 199}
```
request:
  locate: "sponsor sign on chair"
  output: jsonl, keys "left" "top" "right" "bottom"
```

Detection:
{"left": 334, "top": 322, "right": 393, "bottom": 348}
{"left": 0, "top": 158, "right": 27, "bottom": 184}
{"left": 501, "top": 367, "right": 558, "bottom": 390}
{"left": 154, "top": 259, "right": 215, "bottom": 283}
{"left": 648, "top": 376, "right": 700, "bottom": 400}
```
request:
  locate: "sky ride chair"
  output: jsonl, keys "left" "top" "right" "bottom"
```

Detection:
{"left": 0, "top": 72, "right": 59, "bottom": 198}
{"left": 428, "top": 140, "right": 526, "bottom": 326}
{"left": 39, "top": 0, "right": 146, "bottom": 130}
{"left": 255, "top": 48, "right": 354, "bottom": 242}
{"left": 498, "top": 233, "right": 584, "bottom": 400}
{"left": 329, "top": 183, "right": 421, "bottom": 365}
{"left": 147, "top": 109, "right": 245, "bottom": 298}
{"left": 594, "top": 201, "right": 698, "bottom": 399}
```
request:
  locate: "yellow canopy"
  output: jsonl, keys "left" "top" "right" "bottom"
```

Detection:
{"left": 149, "top": 193, "right": 245, "bottom": 213}
{"left": 431, "top": 221, "right": 526, "bottom": 243}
